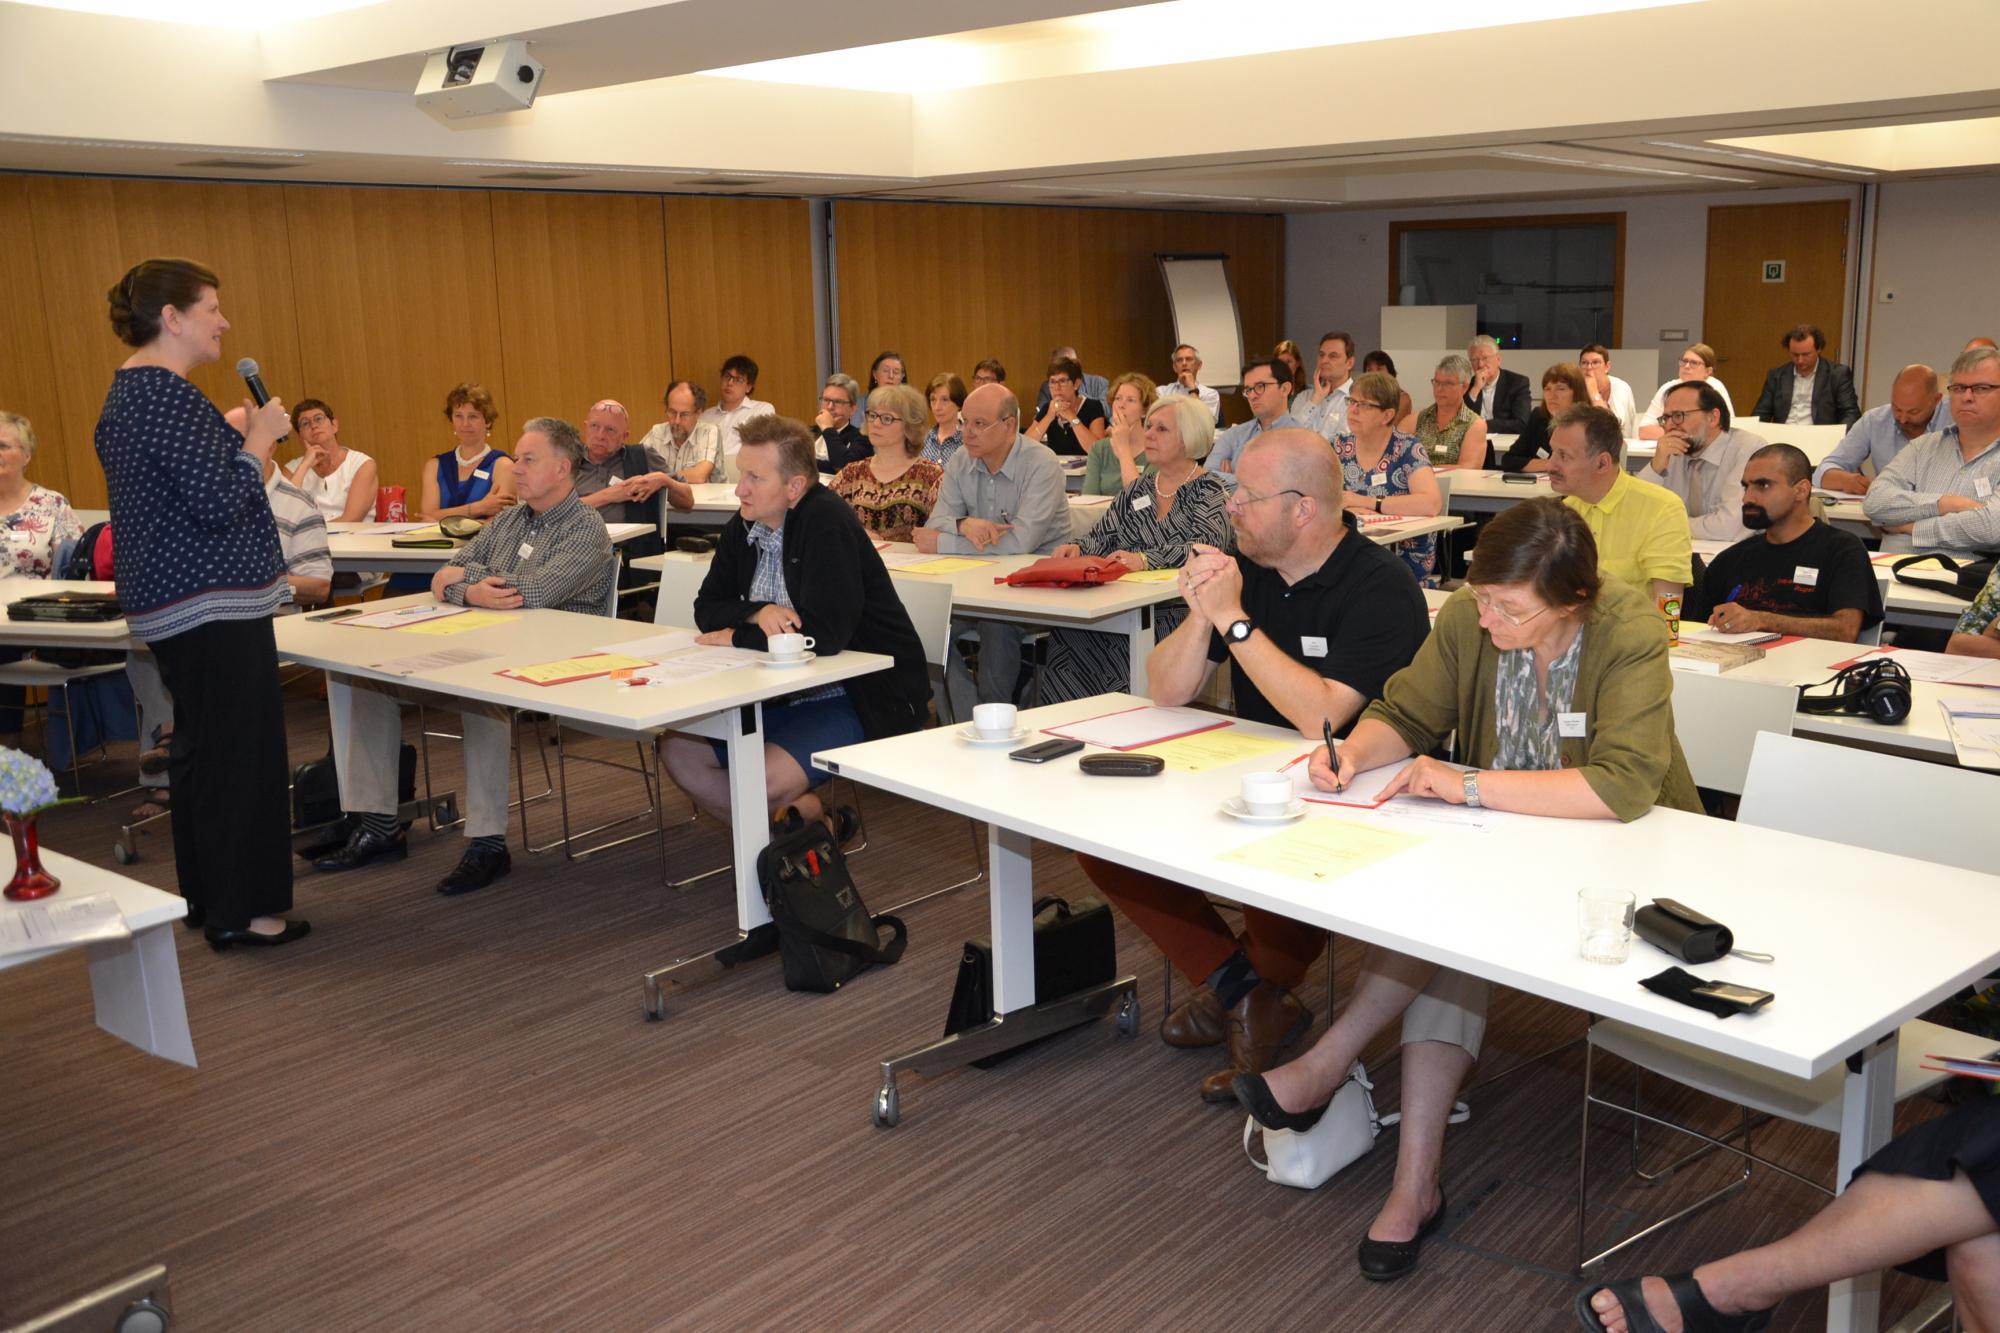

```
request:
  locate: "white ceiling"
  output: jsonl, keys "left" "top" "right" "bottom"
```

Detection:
{"left": 3, "top": 0, "right": 1998, "bottom": 212}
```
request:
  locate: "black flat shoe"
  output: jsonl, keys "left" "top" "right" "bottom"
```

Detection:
{"left": 1356, "top": 1194, "right": 1447, "bottom": 1282}
{"left": 180, "top": 903, "right": 206, "bottom": 931}
{"left": 437, "top": 844, "right": 511, "bottom": 896}
{"left": 205, "top": 920, "right": 311, "bottom": 952}
{"left": 1230, "top": 1070, "right": 1332, "bottom": 1133}
{"left": 312, "top": 825, "right": 408, "bottom": 873}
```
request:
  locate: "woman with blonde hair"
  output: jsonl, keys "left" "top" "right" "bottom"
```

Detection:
{"left": 831, "top": 383, "right": 942, "bottom": 543}
{"left": 1638, "top": 343, "right": 1736, "bottom": 438}
{"left": 1084, "top": 372, "right": 1158, "bottom": 496}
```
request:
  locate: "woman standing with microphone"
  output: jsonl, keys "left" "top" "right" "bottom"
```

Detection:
{"left": 96, "top": 258, "right": 308, "bottom": 950}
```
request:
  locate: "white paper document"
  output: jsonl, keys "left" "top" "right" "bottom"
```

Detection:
{"left": 628, "top": 645, "right": 764, "bottom": 684}
{"left": 352, "top": 522, "right": 429, "bottom": 535}
{"left": 878, "top": 551, "right": 947, "bottom": 569}
{"left": 1859, "top": 648, "right": 2000, "bottom": 687}
{"left": 0, "top": 892, "right": 130, "bottom": 958}
{"left": 1045, "top": 704, "right": 1227, "bottom": 750}
{"left": 1942, "top": 698, "right": 2000, "bottom": 769}
{"left": 370, "top": 645, "right": 498, "bottom": 676}
{"left": 345, "top": 603, "right": 466, "bottom": 630}
{"left": 1678, "top": 624, "right": 1780, "bottom": 645}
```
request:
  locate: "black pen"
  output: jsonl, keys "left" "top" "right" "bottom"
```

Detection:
{"left": 1323, "top": 718, "right": 1342, "bottom": 792}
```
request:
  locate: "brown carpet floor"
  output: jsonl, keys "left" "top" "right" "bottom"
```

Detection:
{"left": 0, "top": 680, "right": 1958, "bottom": 1330}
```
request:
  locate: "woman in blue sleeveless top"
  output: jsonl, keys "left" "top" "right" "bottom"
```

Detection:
{"left": 419, "top": 382, "right": 516, "bottom": 521}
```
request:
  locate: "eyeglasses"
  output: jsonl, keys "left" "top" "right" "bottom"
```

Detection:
{"left": 295, "top": 415, "right": 331, "bottom": 430}
{"left": 1430, "top": 377, "right": 1462, "bottom": 389}
{"left": 1947, "top": 382, "right": 2000, "bottom": 398}
{"left": 1676, "top": 357, "right": 1707, "bottom": 369}
{"left": 1225, "top": 486, "right": 1303, "bottom": 510}
{"left": 819, "top": 395, "right": 851, "bottom": 408}
{"left": 1472, "top": 587, "right": 1553, "bottom": 628}
{"left": 866, "top": 411, "right": 902, "bottom": 426}
{"left": 1241, "top": 380, "right": 1280, "bottom": 396}
{"left": 1657, "top": 408, "right": 1708, "bottom": 427}
{"left": 720, "top": 371, "right": 750, "bottom": 384}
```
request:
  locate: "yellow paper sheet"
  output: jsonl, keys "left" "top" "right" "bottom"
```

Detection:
{"left": 504, "top": 653, "right": 651, "bottom": 684}
{"left": 1219, "top": 817, "right": 1424, "bottom": 884}
{"left": 1121, "top": 568, "right": 1179, "bottom": 583}
{"left": 1136, "top": 730, "right": 1298, "bottom": 772}
{"left": 902, "top": 557, "right": 993, "bottom": 575}
{"left": 397, "top": 610, "right": 515, "bottom": 636}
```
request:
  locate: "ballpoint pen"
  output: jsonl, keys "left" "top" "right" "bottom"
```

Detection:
{"left": 1323, "top": 718, "right": 1342, "bottom": 792}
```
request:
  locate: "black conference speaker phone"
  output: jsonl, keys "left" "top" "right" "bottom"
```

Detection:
{"left": 1795, "top": 657, "right": 1912, "bottom": 725}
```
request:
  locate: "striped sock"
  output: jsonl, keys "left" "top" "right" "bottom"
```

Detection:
{"left": 471, "top": 834, "right": 506, "bottom": 855}
{"left": 359, "top": 812, "right": 398, "bottom": 839}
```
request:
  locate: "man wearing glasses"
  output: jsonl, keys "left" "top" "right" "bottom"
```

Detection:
{"left": 1466, "top": 335, "right": 1533, "bottom": 436}
{"left": 1634, "top": 380, "right": 1768, "bottom": 541}
{"left": 812, "top": 373, "right": 869, "bottom": 474}
{"left": 1204, "top": 358, "right": 1304, "bottom": 483}
{"left": 1813, "top": 364, "right": 1949, "bottom": 495}
{"left": 1865, "top": 345, "right": 2000, "bottom": 554}
{"left": 1075, "top": 428, "right": 1428, "bottom": 1104}
{"left": 638, "top": 380, "right": 722, "bottom": 486}
{"left": 697, "top": 354, "right": 775, "bottom": 482}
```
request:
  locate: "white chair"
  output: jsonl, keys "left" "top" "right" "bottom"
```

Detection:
{"left": 0, "top": 657, "right": 126, "bottom": 794}
{"left": 1666, "top": 672, "right": 1797, "bottom": 796}
{"left": 1575, "top": 733, "right": 2000, "bottom": 1273}
{"left": 877, "top": 575, "right": 985, "bottom": 912}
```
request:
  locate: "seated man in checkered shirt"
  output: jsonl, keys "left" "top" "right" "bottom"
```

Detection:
{"left": 315, "top": 416, "right": 615, "bottom": 896}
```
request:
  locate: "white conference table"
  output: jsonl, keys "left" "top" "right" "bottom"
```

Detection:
{"left": 270, "top": 595, "right": 891, "bottom": 1012}
{"left": 814, "top": 692, "right": 2000, "bottom": 1332}
{"left": 324, "top": 521, "right": 653, "bottom": 574}
{"left": 0, "top": 579, "right": 131, "bottom": 650}
{"left": 2, "top": 848, "right": 194, "bottom": 1066}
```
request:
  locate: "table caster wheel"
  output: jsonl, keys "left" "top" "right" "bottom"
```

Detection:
{"left": 112, "top": 841, "right": 136, "bottom": 865}
{"left": 873, "top": 1081, "right": 900, "bottom": 1128}
{"left": 1115, "top": 991, "right": 1140, "bottom": 1037}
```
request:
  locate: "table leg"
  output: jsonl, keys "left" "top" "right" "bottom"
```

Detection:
{"left": 869, "top": 823, "right": 1137, "bottom": 1128}
{"left": 1826, "top": 1030, "right": 1898, "bottom": 1333}
{"left": 1116, "top": 607, "right": 1156, "bottom": 698}
{"left": 85, "top": 924, "right": 194, "bottom": 1067}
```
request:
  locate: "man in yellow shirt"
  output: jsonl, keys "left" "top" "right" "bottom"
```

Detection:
{"left": 1548, "top": 405, "right": 1692, "bottom": 603}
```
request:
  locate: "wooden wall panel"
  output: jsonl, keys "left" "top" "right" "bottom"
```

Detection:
{"left": 25, "top": 176, "right": 303, "bottom": 508}
{"left": 833, "top": 201, "right": 1283, "bottom": 424}
{"left": 664, "top": 197, "right": 818, "bottom": 423}
{"left": 491, "top": 192, "right": 672, "bottom": 435}
{"left": 282, "top": 185, "right": 507, "bottom": 496}
{"left": 0, "top": 180, "right": 71, "bottom": 502}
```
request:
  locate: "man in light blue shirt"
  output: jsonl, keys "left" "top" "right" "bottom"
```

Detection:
{"left": 1813, "top": 364, "right": 1947, "bottom": 492}
{"left": 1292, "top": 332, "right": 1357, "bottom": 441}
{"left": 918, "top": 383, "right": 1069, "bottom": 715}
{"left": 1863, "top": 347, "right": 2000, "bottom": 553}
{"left": 1205, "top": 358, "right": 1304, "bottom": 487}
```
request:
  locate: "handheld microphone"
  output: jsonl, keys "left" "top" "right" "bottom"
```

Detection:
{"left": 235, "top": 357, "right": 289, "bottom": 442}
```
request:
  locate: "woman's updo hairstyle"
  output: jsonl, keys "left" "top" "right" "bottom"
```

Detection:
{"left": 107, "top": 258, "right": 220, "bottom": 349}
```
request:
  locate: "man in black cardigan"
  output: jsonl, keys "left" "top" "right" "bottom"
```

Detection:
{"left": 660, "top": 413, "right": 929, "bottom": 839}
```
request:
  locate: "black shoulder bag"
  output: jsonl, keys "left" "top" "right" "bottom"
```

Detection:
{"left": 1893, "top": 552, "right": 1999, "bottom": 602}
{"left": 756, "top": 821, "right": 906, "bottom": 993}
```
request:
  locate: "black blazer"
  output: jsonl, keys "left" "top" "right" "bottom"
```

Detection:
{"left": 1752, "top": 360, "right": 1860, "bottom": 426}
{"left": 816, "top": 424, "right": 872, "bottom": 474}
{"left": 1499, "top": 407, "right": 1556, "bottom": 472}
{"left": 696, "top": 483, "right": 930, "bottom": 741}
{"left": 1472, "top": 368, "right": 1533, "bottom": 436}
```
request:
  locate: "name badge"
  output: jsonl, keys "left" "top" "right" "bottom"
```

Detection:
{"left": 1132, "top": 494, "right": 1153, "bottom": 511}
{"left": 1370, "top": 471, "right": 1388, "bottom": 487}
{"left": 1301, "top": 635, "right": 1328, "bottom": 658}
{"left": 1536, "top": 446, "right": 1550, "bottom": 458}
{"left": 518, "top": 542, "right": 534, "bottom": 559}
{"left": 1558, "top": 711, "right": 1587, "bottom": 738}
{"left": 1794, "top": 565, "right": 1819, "bottom": 587}
{"left": 1979, "top": 478, "right": 1994, "bottom": 500}
{"left": 473, "top": 469, "right": 491, "bottom": 481}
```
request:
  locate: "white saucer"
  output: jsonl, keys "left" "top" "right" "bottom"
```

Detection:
{"left": 958, "top": 724, "right": 1028, "bottom": 746}
{"left": 1221, "top": 796, "right": 1306, "bottom": 823}
{"left": 766, "top": 651, "right": 817, "bottom": 667}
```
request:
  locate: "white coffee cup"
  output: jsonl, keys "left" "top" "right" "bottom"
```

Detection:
{"left": 973, "top": 702, "right": 1017, "bottom": 737}
{"left": 768, "top": 632, "right": 815, "bottom": 661}
{"left": 1240, "top": 771, "right": 1293, "bottom": 813}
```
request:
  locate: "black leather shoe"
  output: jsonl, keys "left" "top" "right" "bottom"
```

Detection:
{"left": 206, "top": 920, "right": 311, "bottom": 952}
{"left": 181, "top": 902, "right": 206, "bottom": 931}
{"left": 1356, "top": 1195, "right": 1448, "bottom": 1282}
{"left": 312, "top": 825, "right": 408, "bottom": 873}
{"left": 437, "top": 844, "right": 511, "bottom": 896}
{"left": 1231, "top": 1070, "right": 1331, "bottom": 1132}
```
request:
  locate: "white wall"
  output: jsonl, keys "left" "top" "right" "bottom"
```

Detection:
{"left": 1284, "top": 185, "right": 1861, "bottom": 395}
{"left": 1862, "top": 175, "right": 2000, "bottom": 395}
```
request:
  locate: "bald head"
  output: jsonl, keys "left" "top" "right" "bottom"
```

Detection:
{"left": 1968, "top": 338, "right": 1998, "bottom": 352}
{"left": 1242, "top": 428, "right": 1345, "bottom": 514}
{"left": 964, "top": 380, "right": 1018, "bottom": 426}
{"left": 1890, "top": 364, "right": 1943, "bottom": 437}
{"left": 960, "top": 381, "right": 1021, "bottom": 468}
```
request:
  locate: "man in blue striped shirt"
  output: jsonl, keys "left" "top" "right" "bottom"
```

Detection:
{"left": 1813, "top": 364, "right": 1948, "bottom": 493}
{"left": 1864, "top": 347, "right": 2000, "bottom": 553}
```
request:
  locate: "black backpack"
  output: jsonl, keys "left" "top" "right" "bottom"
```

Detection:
{"left": 755, "top": 821, "right": 905, "bottom": 993}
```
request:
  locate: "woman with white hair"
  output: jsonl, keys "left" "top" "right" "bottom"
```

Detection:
{"left": 1413, "top": 354, "right": 1489, "bottom": 469}
{"left": 0, "top": 411, "right": 83, "bottom": 582}
{"left": 1040, "top": 395, "right": 1232, "bottom": 702}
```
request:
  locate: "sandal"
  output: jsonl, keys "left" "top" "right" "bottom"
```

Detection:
{"left": 1573, "top": 1272, "right": 1774, "bottom": 1333}
{"left": 137, "top": 745, "right": 171, "bottom": 779}
{"left": 128, "top": 789, "right": 170, "bottom": 821}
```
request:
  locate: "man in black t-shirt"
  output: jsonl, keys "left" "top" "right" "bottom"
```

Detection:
{"left": 1075, "top": 428, "right": 1431, "bottom": 1105}
{"left": 1684, "top": 442, "right": 1882, "bottom": 642}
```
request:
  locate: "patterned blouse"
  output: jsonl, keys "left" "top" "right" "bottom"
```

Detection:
{"left": 1076, "top": 469, "right": 1232, "bottom": 568}
{"left": 1331, "top": 430, "right": 1437, "bottom": 586}
{"left": 0, "top": 486, "right": 83, "bottom": 580}
{"left": 831, "top": 457, "right": 944, "bottom": 543}
{"left": 1493, "top": 626, "right": 1586, "bottom": 772}
{"left": 1414, "top": 402, "right": 1480, "bottom": 466}
{"left": 920, "top": 426, "right": 962, "bottom": 467}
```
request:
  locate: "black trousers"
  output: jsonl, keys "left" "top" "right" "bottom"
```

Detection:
{"left": 149, "top": 617, "right": 294, "bottom": 928}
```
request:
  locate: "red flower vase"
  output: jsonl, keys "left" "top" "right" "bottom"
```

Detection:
{"left": 4, "top": 814, "right": 59, "bottom": 901}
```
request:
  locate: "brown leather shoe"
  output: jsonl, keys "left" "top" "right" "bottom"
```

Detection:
{"left": 1160, "top": 985, "right": 1226, "bottom": 1048}
{"left": 1198, "top": 981, "right": 1311, "bottom": 1102}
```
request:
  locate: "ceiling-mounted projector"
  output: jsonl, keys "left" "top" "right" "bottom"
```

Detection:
{"left": 415, "top": 40, "right": 544, "bottom": 120}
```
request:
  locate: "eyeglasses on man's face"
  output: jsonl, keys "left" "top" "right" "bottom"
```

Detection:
{"left": 1225, "top": 486, "right": 1303, "bottom": 511}
{"left": 1242, "top": 379, "right": 1280, "bottom": 396}
{"left": 819, "top": 395, "right": 851, "bottom": 408}
{"left": 1947, "top": 382, "right": 2000, "bottom": 398}
{"left": 1657, "top": 408, "right": 1709, "bottom": 427}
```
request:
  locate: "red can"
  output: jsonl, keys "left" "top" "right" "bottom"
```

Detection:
{"left": 376, "top": 485, "right": 407, "bottom": 522}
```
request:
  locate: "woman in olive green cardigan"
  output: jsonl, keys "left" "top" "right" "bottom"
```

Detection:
{"left": 1234, "top": 498, "right": 1700, "bottom": 1284}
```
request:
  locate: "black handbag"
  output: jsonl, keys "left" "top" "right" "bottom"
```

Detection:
{"left": 1635, "top": 899, "right": 1734, "bottom": 965}
{"left": 943, "top": 895, "right": 1117, "bottom": 1066}
{"left": 1893, "top": 552, "right": 1999, "bottom": 602}
{"left": 757, "top": 821, "right": 906, "bottom": 993}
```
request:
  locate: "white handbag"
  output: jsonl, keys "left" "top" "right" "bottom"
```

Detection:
{"left": 1243, "top": 1062, "right": 1471, "bottom": 1190}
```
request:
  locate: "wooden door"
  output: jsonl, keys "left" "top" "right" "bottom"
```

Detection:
{"left": 1702, "top": 201, "right": 1850, "bottom": 412}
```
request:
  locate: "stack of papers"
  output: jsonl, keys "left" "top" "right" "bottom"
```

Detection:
{"left": 1941, "top": 697, "right": 2000, "bottom": 769}
{"left": 342, "top": 603, "right": 466, "bottom": 630}
{"left": 0, "top": 893, "right": 130, "bottom": 958}
{"left": 1678, "top": 624, "right": 1781, "bottom": 646}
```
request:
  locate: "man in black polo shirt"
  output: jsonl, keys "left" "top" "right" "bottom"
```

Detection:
{"left": 1684, "top": 443, "right": 1882, "bottom": 643}
{"left": 1075, "top": 429, "right": 1430, "bottom": 1104}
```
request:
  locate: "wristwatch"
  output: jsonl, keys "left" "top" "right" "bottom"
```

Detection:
{"left": 1224, "top": 617, "right": 1254, "bottom": 645}
{"left": 1462, "top": 770, "right": 1483, "bottom": 808}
